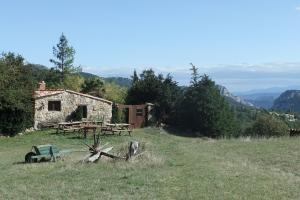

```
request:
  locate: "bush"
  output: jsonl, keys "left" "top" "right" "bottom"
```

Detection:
{"left": 111, "top": 103, "right": 126, "bottom": 123}
{"left": 245, "top": 115, "right": 289, "bottom": 137}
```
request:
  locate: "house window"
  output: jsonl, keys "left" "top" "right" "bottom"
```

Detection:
{"left": 136, "top": 109, "right": 143, "bottom": 116}
{"left": 48, "top": 101, "right": 61, "bottom": 111}
{"left": 78, "top": 105, "right": 87, "bottom": 118}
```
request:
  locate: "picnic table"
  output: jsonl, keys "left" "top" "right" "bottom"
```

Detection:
{"left": 56, "top": 121, "right": 82, "bottom": 134}
{"left": 81, "top": 124, "right": 102, "bottom": 139}
{"left": 101, "top": 123, "right": 132, "bottom": 136}
{"left": 82, "top": 120, "right": 104, "bottom": 126}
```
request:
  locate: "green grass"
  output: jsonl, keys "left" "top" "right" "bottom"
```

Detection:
{"left": 0, "top": 128, "right": 299, "bottom": 200}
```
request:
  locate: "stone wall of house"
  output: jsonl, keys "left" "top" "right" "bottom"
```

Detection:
{"left": 34, "top": 91, "right": 112, "bottom": 127}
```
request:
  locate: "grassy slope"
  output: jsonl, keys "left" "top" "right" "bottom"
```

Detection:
{"left": 0, "top": 128, "right": 299, "bottom": 200}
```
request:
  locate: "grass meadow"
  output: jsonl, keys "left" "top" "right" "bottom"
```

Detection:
{"left": 0, "top": 128, "right": 299, "bottom": 200}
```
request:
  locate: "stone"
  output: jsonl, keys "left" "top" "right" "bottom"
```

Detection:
{"left": 128, "top": 141, "right": 139, "bottom": 157}
{"left": 34, "top": 90, "right": 112, "bottom": 127}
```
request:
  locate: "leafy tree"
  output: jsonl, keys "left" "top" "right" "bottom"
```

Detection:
{"left": 44, "top": 68, "right": 63, "bottom": 88}
{"left": 104, "top": 82, "right": 127, "bottom": 103}
{"left": 126, "top": 69, "right": 181, "bottom": 122}
{"left": 63, "top": 74, "right": 85, "bottom": 92}
{"left": 49, "top": 33, "right": 78, "bottom": 82}
{"left": 0, "top": 53, "right": 35, "bottom": 135}
{"left": 111, "top": 102, "right": 126, "bottom": 123}
{"left": 244, "top": 115, "right": 289, "bottom": 137}
{"left": 81, "top": 77, "right": 105, "bottom": 97}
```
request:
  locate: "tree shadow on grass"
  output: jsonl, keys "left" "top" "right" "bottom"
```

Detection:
{"left": 12, "top": 161, "right": 26, "bottom": 165}
{"left": 49, "top": 130, "right": 83, "bottom": 139}
{"left": 13, "top": 159, "right": 53, "bottom": 165}
{"left": 163, "top": 126, "right": 197, "bottom": 138}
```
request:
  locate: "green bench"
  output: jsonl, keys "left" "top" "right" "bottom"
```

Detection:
{"left": 25, "top": 144, "right": 64, "bottom": 163}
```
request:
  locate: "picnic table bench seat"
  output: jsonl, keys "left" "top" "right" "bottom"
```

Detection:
{"left": 112, "top": 129, "right": 132, "bottom": 136}
{"left": 57, "top": 127, "right": 82, "bottom": 134}
{"left": 56, "top": 122, "right": 83, "bottom": 134}
{"left": 101, "top": 123, "right": 132, "bottom": 136}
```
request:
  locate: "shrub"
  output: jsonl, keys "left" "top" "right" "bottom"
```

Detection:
{"left": 111, "top": 103, "right": 126, "bottom": 123}
{"left": 245, "top": 115, "right": 289, "bottom": 137}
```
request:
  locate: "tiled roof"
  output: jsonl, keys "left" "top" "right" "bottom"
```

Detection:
{"left": 34, "top": 89, "right": 112, "bottom": 104}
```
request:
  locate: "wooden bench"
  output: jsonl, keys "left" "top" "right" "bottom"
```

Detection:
{"left": 40, "top": 122, "right": 57, "bottom": 129}
{"left": 57, "top": 127, "right": 82, "bottom": 134}
{"left": 56, "top": 122, "right": 82, "bottom": 134}
{"left": 112, "top": 129, "right": 132, "bottom": 136}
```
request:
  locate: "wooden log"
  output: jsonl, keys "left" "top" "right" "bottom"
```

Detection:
{"left": 88, "top": 152, "right": 101, "bottom": 162}
{"left": 86, "top": 147, "right": 113, "bottom": 162}
{"left": 100, "top": 152, "right": 125, "bottom": 159}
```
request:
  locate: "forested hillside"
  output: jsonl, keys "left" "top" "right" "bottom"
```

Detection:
{"left": 272, "top": 90, "right": 300, "bottom": 112}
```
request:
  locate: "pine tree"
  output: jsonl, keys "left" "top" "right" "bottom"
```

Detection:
{"left": 50, "top": 33, "right": 76, "bottom": 82}
{"left": 180, "top": 73, "right": 237, "bottom": 137}
{"left": 131, "top": 69, "right": 139, "bottom": 84}
{"left": 190, "top": 63, "right": 200, "bottom": 85}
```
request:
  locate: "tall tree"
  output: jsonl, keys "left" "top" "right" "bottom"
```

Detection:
{"left": 190, "top": 63, "right": 200, "bottom": 85}
{"left": 0, "top": 53, "right": 35, "bottom": 135}
{"left": 50, "top": 33, "right": 76, "bottom": 82}
{"left": 131, "top": 69, "right": 139, "bottom": 84}
{"left": 178, "top": 73, "right": 237, "bottom": 138}
{"left": 126, "top": 69, "right": 181, "bottom": 122}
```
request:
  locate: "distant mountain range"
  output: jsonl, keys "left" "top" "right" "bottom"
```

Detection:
{"left": 235, "top": 86, "right": 300, "bottom": 96}
{"left": 239, "top": 93, "right": 279, "bottom": 109}
{"left": 234, "top": 86, "right": 300, "bottom": 109}
{"left": 217, "top": 85, "right": 255, "bottom": 108}
{"left": 103, "top": 77, "right": 132, "bottom": 88}
{"left": 80, "top": 72, "right": 132, "bottom": 88}
{"left": 272, "top": 90, "right": 300, "bottom": 112}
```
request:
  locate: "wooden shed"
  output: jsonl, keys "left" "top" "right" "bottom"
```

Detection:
{"left": 117, "top": 103, "right": 154, "bottom": 128}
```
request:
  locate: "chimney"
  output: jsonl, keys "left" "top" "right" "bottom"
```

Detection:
{"left": 38, "top": 81, "right": 46, "bottom": 91}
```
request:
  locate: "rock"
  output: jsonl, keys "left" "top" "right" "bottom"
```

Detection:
{"left": 25, "top": 127, "right": 35, "bottom": 133}
{"left": 128, "top": 141, "right": 139, "bottom": 157}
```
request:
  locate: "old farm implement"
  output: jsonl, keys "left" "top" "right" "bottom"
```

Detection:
{"left": 24, "top": 144, "right": 73, "bottom": 163}
{"left": 82, "top": 134, "right": 140, "bottom": 162}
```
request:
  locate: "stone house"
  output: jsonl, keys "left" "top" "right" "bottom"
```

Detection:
{"left": 34, "top": 81, "right": 112, "bottom": 128}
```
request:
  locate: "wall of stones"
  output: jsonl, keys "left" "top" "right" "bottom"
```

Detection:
{"left": 34, "top": 91, "right": 112, "bottom": 127}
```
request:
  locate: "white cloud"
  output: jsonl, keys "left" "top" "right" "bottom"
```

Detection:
{"left": 296, "top": 6, "right": 300, "bottom": 11}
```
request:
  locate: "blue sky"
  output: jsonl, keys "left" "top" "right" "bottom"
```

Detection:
{"left": 1, "top": 0, "right": 300, "bottom": 92}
